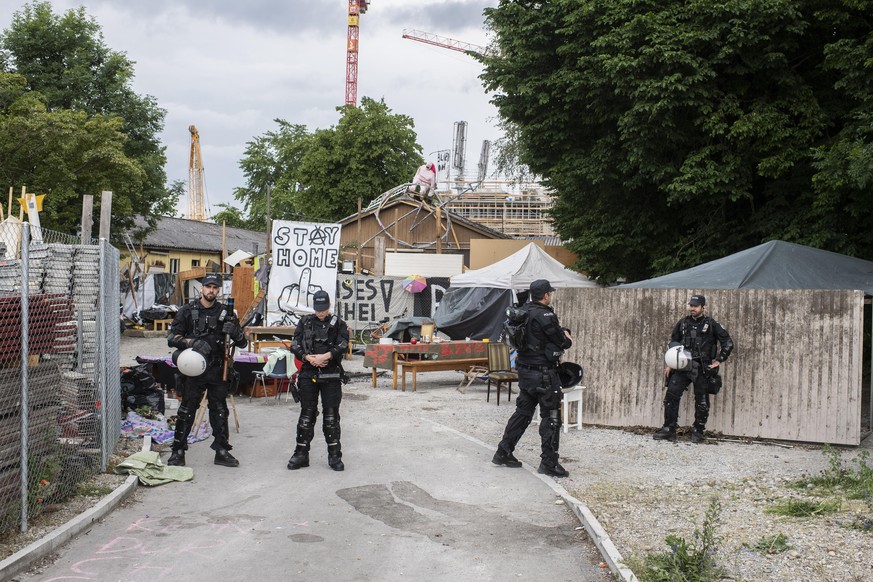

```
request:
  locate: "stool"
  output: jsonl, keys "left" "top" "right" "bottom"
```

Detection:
{"left": 153, "top": 318, "right": 173, "bottom": 332}
{"left": 561, "top": 385, "right": 585, "bottom": 433}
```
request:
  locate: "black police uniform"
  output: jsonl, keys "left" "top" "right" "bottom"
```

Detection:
{"left": 662, "top": 314, "right": 733, "bottom": 434}
{"left": 496, "top": 300, "right": 572, "bottom": 471}
{"left": 288, "top": 312, "right": 350, "bottom": 470}
{"left": 166, "top": 299, "right": 247, "bottom": 463}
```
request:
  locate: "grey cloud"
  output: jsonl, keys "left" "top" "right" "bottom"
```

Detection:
{"left": 64, "top": 0, "right": 345, "bottom": 34}
{"left": 379, "top": 1, "right": 498, "bottom": 32}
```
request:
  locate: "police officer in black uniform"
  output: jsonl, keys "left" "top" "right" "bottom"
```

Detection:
{"left": 654, "top": 294, "right": 734, "bottom": 443}
{"left": 166, "top": 274, "right": 247, "bottom": 467}
{"left": 492, "top": 279, "right": 573, "bottom": 477}
{"left": 287, "top": 290, "right": 350, "bottom": 471}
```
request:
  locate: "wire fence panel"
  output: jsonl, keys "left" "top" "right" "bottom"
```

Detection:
{"left": 0, "top": 222, "right": 121, "bottom": 534}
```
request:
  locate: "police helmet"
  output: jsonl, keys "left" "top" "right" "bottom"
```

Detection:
{"left": 176, "top": 348, "right": 207, "bottom": 377}
{"left": 558, "top": 362, "right": 584, "bottom": 389}
{"left": 664, "top": 345, "right": 692, "bottom": 371}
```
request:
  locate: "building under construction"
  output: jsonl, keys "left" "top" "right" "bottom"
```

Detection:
{"left": 443, "top": 181, "right": 555, "bottom": 239}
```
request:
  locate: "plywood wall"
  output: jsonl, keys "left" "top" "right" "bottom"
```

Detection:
{"left": 554, "top": 288, "right": 864, "bottom": 445}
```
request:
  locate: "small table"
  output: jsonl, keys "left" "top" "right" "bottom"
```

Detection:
{"left": 364, "top": 340, "right": 488, "bottom": 390}
{"left": 246, "top": 325, "right": 296, "bottom": 353}
{"left": 561, "top": 385, "right": 586, "bottom": 432}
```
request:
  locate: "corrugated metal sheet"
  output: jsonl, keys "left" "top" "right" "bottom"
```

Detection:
{"left": 554, "top": 288, "right": 863, "bottom": 445}
{"left": 133, "top": 216, "right": 267, "bottom": 254}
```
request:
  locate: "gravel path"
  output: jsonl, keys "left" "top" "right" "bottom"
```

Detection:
{"left": 344, "top": 356, "right": 873, "bottom": 582}
{"left": 119, "top": 338, "right": 873, "bottom": 580}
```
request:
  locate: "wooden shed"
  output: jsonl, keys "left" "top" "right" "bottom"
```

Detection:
{"left": 338, "top": 199, "right": 507, "bottom": 274}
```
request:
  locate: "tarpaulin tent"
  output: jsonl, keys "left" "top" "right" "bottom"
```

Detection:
{"left": 619, "top": 240, "right": 873, "bottom": 294}
{"left": 435, "top": 244, "right": 597, "bottom": 340}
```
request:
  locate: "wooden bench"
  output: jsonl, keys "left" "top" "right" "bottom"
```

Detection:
{"left": 153, "top": 318, "right": 173, "bottom": 332}
{"left": 400, "top": 357, "right": 487, "bottom": 392}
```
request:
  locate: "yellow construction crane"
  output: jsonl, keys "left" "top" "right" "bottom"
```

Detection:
{"left": 188, "top": 124, "right": 208, "bottom": 221}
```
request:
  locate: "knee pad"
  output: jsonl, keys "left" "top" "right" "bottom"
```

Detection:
{"left": 177, "top": 405, "right": 196, "bottom": 423}
{"left": 323, "top": 408, "right": 340, "bottom": 427}
{"left": 299, "top": 407, "right": 318, "bottom": 430}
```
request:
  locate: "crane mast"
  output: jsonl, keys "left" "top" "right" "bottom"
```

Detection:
{"left": 188, "top": 124, "right": 207, "bottom": 221}
{"left": 345, "top": 0, "right": 370, "bottom": 106}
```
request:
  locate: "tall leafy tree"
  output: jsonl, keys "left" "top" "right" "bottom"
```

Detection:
{"left": 0, "top": 1, "right": 176, "bottom": 236}
{"left": 0, "top": 71, "right": 143, "bottom": 230}
{"left": 480, "top": 0, "right": 873, "bottom": 282}
{"left": 235, "top": 97, "right": 423, "bottom": 224}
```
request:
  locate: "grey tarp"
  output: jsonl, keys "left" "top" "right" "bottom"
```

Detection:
{"left": 620, "top": 240, "right": 873, "bottom": 294}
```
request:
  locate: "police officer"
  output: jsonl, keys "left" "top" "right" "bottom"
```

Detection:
{"left": 654, "top": 294, "right": 734, "bottom": 443}
{"left": 166, "top": 274, "right": 247, "bottom": 467}
{"left": 287, "top": 290, "right": 350, "bottom": 471}
{"left": 492, "top": 279, "right": 573, "bottom": 477}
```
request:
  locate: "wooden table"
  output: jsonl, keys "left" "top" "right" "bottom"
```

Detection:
{"left": 245, "top": 325, "right": 296, "bottom": 353}
{"left": 364, "top": 340, "right": 488, "bottom": 391}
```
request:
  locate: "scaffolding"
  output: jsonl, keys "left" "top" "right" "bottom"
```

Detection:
{"left": 444, "top": 181, "right": 555, "bottom": 238}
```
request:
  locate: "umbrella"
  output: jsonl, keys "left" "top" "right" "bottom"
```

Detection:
{"left": 402, "top": 274, "right": 427, "bottom": 293}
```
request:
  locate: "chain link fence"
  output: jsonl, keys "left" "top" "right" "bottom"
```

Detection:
{"left": 0, "top": 221, "right": 120, "bottom": 534}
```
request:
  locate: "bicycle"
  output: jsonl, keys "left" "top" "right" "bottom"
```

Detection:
{"left": 354, "top": 309, "right": 409, "bottom": 345}
{"left": 355, "top": 317, "right": 391, "bottom": 345}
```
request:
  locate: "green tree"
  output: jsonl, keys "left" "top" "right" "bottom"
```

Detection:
{"left": 0, "top": 72, "right": 143, "bottom": 232}
{"left": 235, "top": 97, "right": 423, "bottom": 224}
{"left": 0, "top": 1, "right": 177, "bottom": 236}
{"left": 480, "top": 0, "right": 873, "bottom": 282}
{"left": 211, "top": 203, "right": 253, "bottom": 230}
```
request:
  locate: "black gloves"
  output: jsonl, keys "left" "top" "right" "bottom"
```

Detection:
{"left": 222, "top": 321, "right": 246, "bottom": 343}
{"left": 191, "top": 339, "right": 212, "bottom": 357}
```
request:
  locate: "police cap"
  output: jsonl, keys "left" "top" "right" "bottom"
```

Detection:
{"left": 313, "top": 290, "right": 331, "bottom": 311}
{"left": 689, "top": 294, "right": 706, "bottom": 306}
{"left": 530, "top": 279, "right": 556, "bottom": 299}
{"left": 202, "top": 273, "right": 222, "bottom": 288}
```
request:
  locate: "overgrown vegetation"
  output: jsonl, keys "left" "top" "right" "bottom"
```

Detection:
{"left": 624, "top": 497, "right": 725, "bottom": 582}
{"left": 779, "top": 445, "right": 873, "bottom": 529}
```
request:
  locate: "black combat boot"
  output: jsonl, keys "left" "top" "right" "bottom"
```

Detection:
{"left": 167, "top": 449, "right": 185, "bottom": 466}
{"left": 214, "top": 449, "right": 239, "bottom": 467}
{"left": 691, "top": 427, "right": 705, "bottom": 444}
{"left": 287, "top": 447, "right": 310, "bottom": 470}
{"left": 328, "top": 445, "right": 344, "bottom": 472}
{"left": 492, "top": 449, "right": 522, "bottom": 468}
{"left": 537, "top": 461, "right": 570, "bottom": 478}
{"left": 653, "top": 427, "right": 677, "bottom": 442}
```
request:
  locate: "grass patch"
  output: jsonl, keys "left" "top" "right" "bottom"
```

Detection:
{"left": 766, "top": 498, "right": 841, "bottom": 517}
{"left": 749, "top": 532, "right": 791, "bottom": 554}
{"left": 623, "top": 497, "right": 726, "bottom": 582}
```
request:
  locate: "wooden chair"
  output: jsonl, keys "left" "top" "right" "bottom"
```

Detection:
{"left": 486, "top": 341, "right": 518, "bottom": 405}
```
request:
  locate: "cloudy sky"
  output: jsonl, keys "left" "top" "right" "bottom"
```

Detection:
{"left": 0, "top": 0, "right": 501, "bottom": 215}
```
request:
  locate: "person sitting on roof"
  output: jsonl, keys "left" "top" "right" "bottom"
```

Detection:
{"left": 409, "top": 162, "right": 437, "bottom": 201}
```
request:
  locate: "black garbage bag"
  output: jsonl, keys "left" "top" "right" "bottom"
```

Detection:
{"left": 120, "top": 364, "right": 165, "bottom": 414}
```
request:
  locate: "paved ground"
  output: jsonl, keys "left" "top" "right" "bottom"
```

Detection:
{"left": 13, "top": 337, "right": 612, "bottom": 581}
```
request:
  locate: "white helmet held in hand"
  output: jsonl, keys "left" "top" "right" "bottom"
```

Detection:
{"left": 176, "top": 348, "right": 207, "bottom": 377}
{"left": 664, "top": 345, "right": 692, "bottom": 371}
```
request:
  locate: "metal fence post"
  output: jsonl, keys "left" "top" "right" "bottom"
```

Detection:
{"left": 96, "top": 239, "right": 109, "bottom": 470}
{"left": 19, "top": 223, "right": 30, "bottom": 533}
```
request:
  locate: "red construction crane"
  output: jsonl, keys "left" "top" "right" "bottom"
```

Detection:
{"left": 401, "top": 29, "right": 491, "bottom": 57}
{"left": 345, "top": 0, "right": 370, "bottom": 106}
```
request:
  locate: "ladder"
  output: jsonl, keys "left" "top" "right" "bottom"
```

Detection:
{"left": 123, "top": 233, "right": 140, "bottom": 264}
